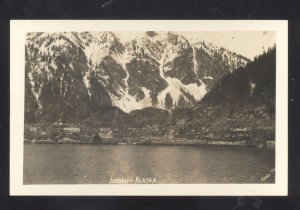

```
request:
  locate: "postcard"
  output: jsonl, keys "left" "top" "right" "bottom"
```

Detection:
{"left": 10, "top": 20, "right": 288, "bottom": 195}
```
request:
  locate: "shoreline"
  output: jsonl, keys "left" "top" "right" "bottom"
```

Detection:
{"left": 24, "top": 140, "right": 275, "bottom": 149}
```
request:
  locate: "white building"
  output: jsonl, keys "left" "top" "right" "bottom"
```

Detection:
{"left": 29, "top": 126, "right": 37, "bottom": 132}
{"left": 63, "top": 127, "right": 80, "bottom": 133}
{"left": 98, "top": 128, "right": 113, "bottom": 139}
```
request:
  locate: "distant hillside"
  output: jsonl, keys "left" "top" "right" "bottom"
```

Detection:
{"left": 202, "top": 47, "right": 275, "bottom": 109}
{"left": 82, "top": 106, "right": 170, "bottom": 129}
{"left": 82, "top": 106, "right": 136, "bottom": 128}
{"left": 129, "top": 107, "right": 170, "bottom": 128}
{"left": 171, "top": 47, "right": 276, "bottom": 133}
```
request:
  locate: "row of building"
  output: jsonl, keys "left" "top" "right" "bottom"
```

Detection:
{"left": 26, "top": 123, "right": 114, "bottom": 143}
{"left": 25, "top": 122, "right": 275, "bottom": 147}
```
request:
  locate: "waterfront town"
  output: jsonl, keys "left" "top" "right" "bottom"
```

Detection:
{"left": 24, "top": 121, "right": 275, "bottom": 149}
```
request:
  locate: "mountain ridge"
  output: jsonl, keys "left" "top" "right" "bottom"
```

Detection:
{"left": 25, "top": 31, "right": 250, "bottom": 123}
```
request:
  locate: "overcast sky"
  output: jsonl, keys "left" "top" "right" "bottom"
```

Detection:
{"left": 115, "top": 31, "right": 275, "bottom": 60}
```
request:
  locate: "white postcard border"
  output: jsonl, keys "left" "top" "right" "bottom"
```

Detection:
{"left": 10, "top": 20, "right": 288, "bottom": 196}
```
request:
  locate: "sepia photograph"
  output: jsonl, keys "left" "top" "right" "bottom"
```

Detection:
{"left": 10, "top": 20, "right": 288, "bottom": 195}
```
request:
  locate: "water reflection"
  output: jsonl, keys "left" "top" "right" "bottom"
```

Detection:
{"left": 24, "top": 144, "right": 275, "bottom": 184}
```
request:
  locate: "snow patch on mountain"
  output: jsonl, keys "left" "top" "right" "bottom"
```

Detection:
{"left": 27, "top": 71, "right": 42, "bottom": 109}
{"left": 25, "top": 31, "right": 250, "bottom": 114}
{"left": 249, "top": 82, "right": 256, "bottom": 96}
{"left": 157, "top": 46, "right": 207, "bottom": 108}
{"left": 157, "top": 77, "right": 207, "bottom": 108}
{"left": 110, "top": 90, "right": 141, "bottom": 113}
{"left": 83, "top": 72, "right": 91, "bottom": 99}
{"left": 192, "top": 45, "right": 203, "bottom": 84}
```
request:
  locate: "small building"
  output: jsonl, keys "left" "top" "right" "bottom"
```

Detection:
{"left": 259, "top": 125, "right": 275, "bottom": 130}
{"left": 98, "top": 128, "right": 113, "bottom": 139}
{"left": 53, "top": 121, "right": 64, "bottom": 127}
{"left": 30, "top": 126, "right": 37, "bottom": 132}
{"left": 205, "top": 133, "right": 215, "bottom": 139}
{"left": 165, "top": 132, "right": 175, "bottom": 139}
{"left": 232, "top": 128, "right": 247, "bottom": 132}
{"left": 58, "top": 137, "right": 72, "bottom": 144}
{"left": 266, "top": 141, "right": 275, "bottom": 149}
{"left": 40, "top": 131, "right": 47, "bottom": 135}
{"left": 63, "top": 127, "right": 80, "bottom": 133}
{"left": 39, "top": 139, "right": 55, "bottom": 144}
{"left": 177, "top": 119, "right": 186, "bottom": 126}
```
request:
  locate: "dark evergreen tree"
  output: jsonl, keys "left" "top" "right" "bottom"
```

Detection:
{"left": 165, "top": 93, "right": 173, "bottom": 109}
{"left": 93, "top": 133, "right": 101, "bottom": 144}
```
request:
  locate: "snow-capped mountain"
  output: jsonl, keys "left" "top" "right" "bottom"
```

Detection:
{"left": 25, "top": 31, "right": 250, "bottom": 122}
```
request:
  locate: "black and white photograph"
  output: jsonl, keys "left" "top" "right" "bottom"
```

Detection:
{"left": 10, "top": 20, "right": 288, "bottom": 195}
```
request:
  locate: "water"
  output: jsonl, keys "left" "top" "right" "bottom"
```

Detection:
{"left": 24, "top": 144, "right": 275, "bottom": 184}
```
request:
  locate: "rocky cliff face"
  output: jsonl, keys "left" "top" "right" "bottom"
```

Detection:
{"left": 25, "top": 32, "right": 111, "bottom": 122}
{"left": 25, "top": 31, "right": 249, "bottom": 123}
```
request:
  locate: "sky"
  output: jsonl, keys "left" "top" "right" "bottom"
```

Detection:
{"left": 115, "top": 31, "right": 276, "bottom": 60}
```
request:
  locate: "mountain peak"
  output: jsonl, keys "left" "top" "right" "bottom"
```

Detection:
{"left": 25, "top": 31, "right": 250, "bottom": 123}
{"left": 166, "top": 32, "right": 190, "bottom": 47}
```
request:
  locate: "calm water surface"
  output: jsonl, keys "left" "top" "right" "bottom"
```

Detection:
{"left": 24, "top": 144, "right": 275, "bottom": 184}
